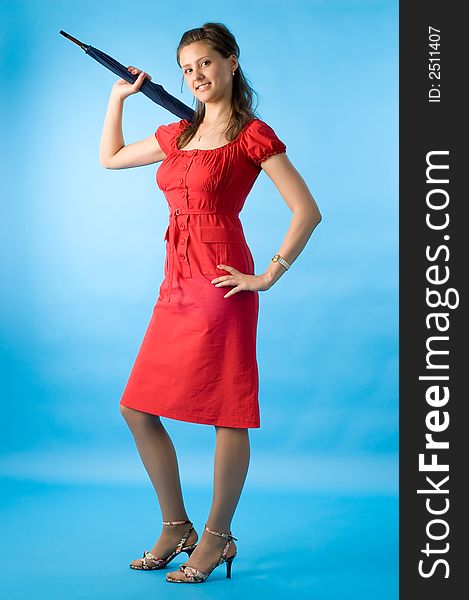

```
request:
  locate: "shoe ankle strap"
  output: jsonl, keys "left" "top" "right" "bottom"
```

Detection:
{"left": 163, "top": 519, "right": 192, "bottom": 526}
{"left": 204, "top": 523, "right": 238, "bottom": 541}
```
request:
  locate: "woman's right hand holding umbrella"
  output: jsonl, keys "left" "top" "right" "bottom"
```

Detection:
{"left": 112, "top": 66, "right": 152, "bottom": 100}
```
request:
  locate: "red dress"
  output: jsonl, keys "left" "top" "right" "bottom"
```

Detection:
{"left": 119, "top": 118, "right": 287, "bottom": 428}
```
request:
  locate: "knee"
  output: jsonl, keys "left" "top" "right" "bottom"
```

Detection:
{"left": 120, "top": 404, "right": 132, "bottom": 421}
{"left": 120, "top": 404, "right": 136, "bottom": 426}
{"left": 120, "top": 404, "right": 161, "bottom": 428}
{"left": 215, "top": 425, "right": 249, "bottom": 437}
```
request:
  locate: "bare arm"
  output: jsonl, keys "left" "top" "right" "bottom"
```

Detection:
{"left": 213, "top": 151, "right": 322, "bottom": 298}
{"left": 99, "top": 66, "right": 166, "bottom": 169}
{"left": 259, "top": 152, "right": 322, "bottom": 288}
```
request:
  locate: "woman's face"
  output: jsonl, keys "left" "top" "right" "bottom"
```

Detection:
{"left": 180, "top": 41, "right": 236, "bottom": 103}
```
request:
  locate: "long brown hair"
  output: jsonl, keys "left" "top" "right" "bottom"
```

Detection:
{"left": 175, "top": 22, "right": 259, "bottom": 149}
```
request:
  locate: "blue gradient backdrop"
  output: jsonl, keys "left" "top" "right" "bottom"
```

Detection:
{"left": 1, "top": 1, "right": 398, "bottom": 598}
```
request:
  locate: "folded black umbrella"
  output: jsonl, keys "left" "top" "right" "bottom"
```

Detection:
{"left": 60, "top": 30, "right": 195, "bottom": 122}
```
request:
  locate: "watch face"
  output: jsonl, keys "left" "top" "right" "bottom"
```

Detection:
{"left": 272, "top": 254, "right": 279, "bottom": 262}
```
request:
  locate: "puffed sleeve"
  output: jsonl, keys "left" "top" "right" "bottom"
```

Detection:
{"left": 155, "top": 119, "right": 189, "bottom": 154}
{"left": 242, "top": 119, "right": 287, "bottom": 166}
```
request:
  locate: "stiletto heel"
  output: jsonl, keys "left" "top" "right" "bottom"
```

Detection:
{"left": 166, "top": 523, "right": 237, "bottom": 584}
{"left": 225, "top": 554, "right": 235, "bottom": 578}
{"left": 129, "top": 519, "right": 198, "bottom": 570}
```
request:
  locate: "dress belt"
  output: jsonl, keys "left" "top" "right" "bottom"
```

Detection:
{"left": 170, "top": 207, "right": 239, "bottom": 217}
{"left": 163, "top": 207, "right": 240, "bottom": 302}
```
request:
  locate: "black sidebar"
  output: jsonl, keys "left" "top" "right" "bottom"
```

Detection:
{"left": 400, "top": 2, "right": 466, "bottom": 598}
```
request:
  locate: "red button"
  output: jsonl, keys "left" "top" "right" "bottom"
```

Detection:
{"left": 178, "top": 178, "right": 183, "bottom": 184}
{"left": 182, "top": 164, "right": 188, "bottom": 170}
{"left": 180, "top": 254, "right": 185, "bottom": 260}
{"left": 180, "top": 239, "right": 185, "bottom": 245}
{"left": 179, "top": 224, "right": 185, "bottom": 229}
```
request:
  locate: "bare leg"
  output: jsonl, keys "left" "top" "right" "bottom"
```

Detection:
{"left": 120, "top": 405, "right": 198, "bottom": 563}
{"left": 166, "top": 425, "right": 250, "bottom": 580}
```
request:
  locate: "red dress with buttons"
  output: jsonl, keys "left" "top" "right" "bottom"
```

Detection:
{"left": 119, "top": 118, "right": 287, "bottom": 428}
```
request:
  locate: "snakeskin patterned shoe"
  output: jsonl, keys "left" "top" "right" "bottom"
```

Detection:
{"left": 165, "top": 523, "right": 237, "bottom": 583}
{"left": 129, "top": 519, "right": 198, "bottom": 570}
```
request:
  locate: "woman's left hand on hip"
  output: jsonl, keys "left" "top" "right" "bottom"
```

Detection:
{"left": 211, "top": 265, "right": 271, "bottom": 298}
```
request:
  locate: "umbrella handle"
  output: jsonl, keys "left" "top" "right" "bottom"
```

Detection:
{"left": 59, "top": 30, "right": 90, "bottom": 52}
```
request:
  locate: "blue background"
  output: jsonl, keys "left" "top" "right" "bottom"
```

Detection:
{"left": 1, "top": 0, "right": 398, "bottom": 598}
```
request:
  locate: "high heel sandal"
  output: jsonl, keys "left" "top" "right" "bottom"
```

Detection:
{"left": 165, "top": 523, "right": 238, "bottom": 583}
{"left": 129, "top": 519, "right": 198, "bottom": 570}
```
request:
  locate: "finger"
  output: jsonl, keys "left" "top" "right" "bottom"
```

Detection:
{"left": 223, "top": 286, "right": 241, "bottom": 299}
{"left": 212, "top": 274, "right": 231, "bottom": 284}
{"left": 214, "top": 279, "right": 235, "bottom": 287}
{"left": 133, "top": 72, "right": 146, "bottom": 86}
{"left": 217, "top": 264, "right": 239, "bottom": 274}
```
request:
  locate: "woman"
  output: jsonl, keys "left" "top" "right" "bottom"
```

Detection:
{"left": 99, "top": 22, "right": 322, "bottom": 584}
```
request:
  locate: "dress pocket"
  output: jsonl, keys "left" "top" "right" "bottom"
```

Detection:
{"left": 199, "top": 226, "right": 249, "bottom": 278}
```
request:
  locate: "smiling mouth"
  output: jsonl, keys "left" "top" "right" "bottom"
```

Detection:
{"left": 196, "top": 82, "right": 211, "bottom": 91}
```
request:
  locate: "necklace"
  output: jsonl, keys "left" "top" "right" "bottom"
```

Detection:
{"left": 196, "top": 119, "right": 230, "bottom": 142}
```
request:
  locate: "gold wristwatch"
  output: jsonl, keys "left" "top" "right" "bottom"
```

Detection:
{"left": 271, "top": 253, "right": 290, "bottom": 270}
